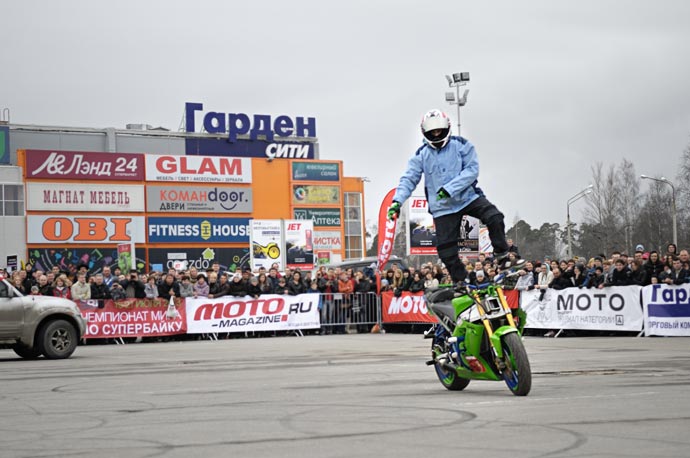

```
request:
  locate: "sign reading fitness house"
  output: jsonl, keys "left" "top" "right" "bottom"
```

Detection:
{"left": 145, "top": 154, "right": 252, "bottom": 183}
{"left": 146, "top": 185, "right": 252, "bottom": 213}
{"left": 24, "top": 150, "right": 145, "bottom": 180}
{"left": 27, "top": 183, "right": 145, "bottom": 212}
{"left": 147, "top": 217, "right": 250, "bottom": 243}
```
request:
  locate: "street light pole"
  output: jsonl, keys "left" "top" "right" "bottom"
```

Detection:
{"left": 445, "top": 72, "right": 470, "bottom": 135}
{"left": 641, "top": 175, "right": 677, "bottom": 247}
{"left": 567, "top": 185, "right": 593, "bottom": 259}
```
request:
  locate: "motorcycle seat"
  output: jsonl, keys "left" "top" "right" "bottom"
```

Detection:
{"left": 429, "top": 302, "right": 456, "bottom": 323}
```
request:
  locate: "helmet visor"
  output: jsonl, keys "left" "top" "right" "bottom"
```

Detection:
{"left": 425, "top": 128, "right": 449, "bottom": 142}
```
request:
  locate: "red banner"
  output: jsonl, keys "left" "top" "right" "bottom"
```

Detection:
{"left": 25, "top": 150, "right": 145, "bottom": 181}
{"left": 78, "top": 298, "right": 186, "bottom": 338}
{"left": 381, "top": 291, "right": 437, "bottom": 323}
{"left": 377, "top": 188, "right": 398, "bottom": 272}
{"left": 504, "top": 289, "right": 519, "bottom": 310}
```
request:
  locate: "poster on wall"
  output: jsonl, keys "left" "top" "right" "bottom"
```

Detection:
{"left": 27, "top": 215, "right": 146, "bottom": 244}
{"left": 478, "top": 225, "right": 493, "bottom": 253}
{"left": 117, "top": 243, "right": 136, "bottom": 273}
{"left": 407, "top": 197, "right": 437, "bottom": 255}
{"left": 28, "top": 246, "right": 146, "bottom": 276}
{"left": 285, "top": 219, "right": 314, "bottom": 269}
{"left": 292, "top": 185, "right": 340, "bottom": 205}
{"left": 250, "top": 220, "right": 284, "bottom": 272}
{"left": 26, "top": 183, "right": 145, "bottom": 212}
{"left": 147, "top": 247, "right": 250, "bottom": 274}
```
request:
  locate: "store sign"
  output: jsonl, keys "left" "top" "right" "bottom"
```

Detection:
{"left": 27, "top": 215, "right": 146, "bottom": 244}
{"left": 292, "top": 162, "right": 339, "bottom": 181}
{"left": 24, "top": 150, "right": 145, "bottom": 180}
{"left": 147, "top": 247, "right": 250, "bottom": 273}
{"left": 285, "top": 219, "right": 314, "bottom": 269}
{"left": 0, "top": 125, "right": 9, "bottom": 164}
{"left": 146, "top": 185, "right": 252, "bottom": 213}
{"left": 26, "top": 183, "right": 145, "bottom": 212}
{"left": 185, "top": 138, "right": 315, "bottom": 160}
{"left": 147, "top": 217, "right": 250, "bottom": 243}
{"left": 293, "top": 208, "right": 341, "bottom": 227}
{"left": 407, "top": 197, "right": 437, "bottom": 255}
{"left": 250, "top": 220, "right": 284, "bottom": 272}
{"left": 312, "top": 231, "right": 342, "bottom": 251}
{"left": 145, "top": 154, "right": 252, "bottom": 183}
{"left": 292, "top": 185, "right": 340, "bottom": 205}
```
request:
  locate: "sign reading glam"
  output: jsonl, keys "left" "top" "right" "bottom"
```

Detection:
{"left": 145, "top": 155, "right": 252, "bottom": 183}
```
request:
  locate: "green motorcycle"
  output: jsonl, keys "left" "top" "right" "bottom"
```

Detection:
{"left": 425, "top": 272, "right": 532, "bottom": 396}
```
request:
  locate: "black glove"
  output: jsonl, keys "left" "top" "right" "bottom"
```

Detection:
{"left": 436, "top": 187, "right": 450, "bottom": 201}
{"left": 387, "top": 201, "right": 401, "bottom": 220}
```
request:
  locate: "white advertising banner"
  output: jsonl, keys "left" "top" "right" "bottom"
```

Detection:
{"left": 642, "top": 284, "right": 690, "bottom": 336}
{"left": 522, "top": 286, "right": 643, "bottom": 331}
{"left": 26, "top": 183, "right": 145, "bottom": 212}
{"left": 27, "top": 215, "right": 146, "bottom": 244}
{"left": 312, "top": 230, "right": 342, "bottom": 251}
{"left": 145, "top": 154, "right": 252, "bottom": 183}
{"left": 250, "top": 220, "right": 284, "bottom": 271}
{"left": 407, "top": 196, "right": 436, "bottom": 255}
{"left": 285, "top": 219, "right": 314, "bottom": 270}
{"left": 185, "top": 293, "right": 321, "bottom": 333}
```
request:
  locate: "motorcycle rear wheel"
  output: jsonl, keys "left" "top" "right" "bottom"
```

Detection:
{"left": 501, "top": 332, "right": 532, "bottom": 396}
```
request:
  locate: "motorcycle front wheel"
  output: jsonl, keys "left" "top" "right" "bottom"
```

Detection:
{"left": 500, "top": 332, "right": 532, "bottom": 396}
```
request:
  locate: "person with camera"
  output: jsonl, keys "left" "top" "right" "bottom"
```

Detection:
{"left": 120, "top": 270, "right": 146, "bottom": 299}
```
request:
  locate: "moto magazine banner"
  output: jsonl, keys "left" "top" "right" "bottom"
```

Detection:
{"left": 642, "top": 284, "right": 690, "bottom": 336}
{"left": 381, "top": 291, "right": 436, "bottom": 323}
{"left": 285, "top": 219, "right": 314, "bottom": 270}
{"left": 78, "top": 298, "right": 186, "bottom": 338}
{"left": 250, "top": 220, "right": 284, "bottom": 271}
{"left": 521, "top": 286, "right": 643, "bottom": 331}
{"left": 185, "top": 293, "right": 321, "bottom": 333}
{"left": 407, "top": 197, "right": 437, "bottom": 255}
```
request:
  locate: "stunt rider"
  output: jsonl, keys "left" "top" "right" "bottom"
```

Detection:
{"left": 388, "top": 109, "right": 522, "bottom": 284}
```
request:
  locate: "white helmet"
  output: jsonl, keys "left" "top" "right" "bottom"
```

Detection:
{"left": 421, "top": 109, "right": 452, "bottom": 149}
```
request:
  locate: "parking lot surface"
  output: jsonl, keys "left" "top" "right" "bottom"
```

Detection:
{"left": 1, "top": 335, "right": 689, "bottom": 458}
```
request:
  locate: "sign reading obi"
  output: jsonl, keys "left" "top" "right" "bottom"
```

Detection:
{"left": 78, "top": 298, "right": 186, "bottom": 338}
{"left": 642, "top": 284, "right": 690, "bottom": 336}
{"left": 27, "top": 215, "right": 146, "bottom": 244}
{"left": 522, "top": 286, "right": 643, "bottom": 331}
{"left": 285, "top": 219, "right": 314, "bottom": 269}
{"left": 407, "top": 197, "right": 437, "bottom": 255}
{"left": 146, "top": 185, "right": 252, "bottom": 213}
{"left": 24, "top": 150, "right": 144, "bottom": 180}
{"left": 145, "top": 154, "right": 252, "bottom": 183}
{"left": 147, "top": 217, "right": 250, "bottom": 243}
{"left": 26, "top": 183, "right": 145, "bottom": 212}
{"left": 292, "top": 185, "right": 340, "bottom": 205}
{"left": 250, "top": 220, "right": 284, "bottom": 271}
{"left": 381, "top": 291, "right": 436, "bottom": 323}
{"left": 292, "top": 162, "right": 340, "bottom": 181}
{"left": 185, "top": 293, "right": 321, "bottom": 333}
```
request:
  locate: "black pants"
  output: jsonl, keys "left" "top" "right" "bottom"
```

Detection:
{"left": 434, "top": 196, "right": 508, "bottom": 283}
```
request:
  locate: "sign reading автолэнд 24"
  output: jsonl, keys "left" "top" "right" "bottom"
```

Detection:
{"left": 184, "top": 102, "right": 316, "bottom": 142}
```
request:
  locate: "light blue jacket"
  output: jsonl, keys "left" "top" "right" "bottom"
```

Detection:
{"left": 393, "top": 136, "right": 483, "bottom": 217}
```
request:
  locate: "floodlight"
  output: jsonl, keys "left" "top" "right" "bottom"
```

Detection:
{"left": 445, "top": 92, "right": 455, "bottom": 102}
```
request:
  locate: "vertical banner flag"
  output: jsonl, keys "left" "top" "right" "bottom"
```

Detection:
{"left": 377, "top": 188, "right": 398, "bottom": 277}
{"left": 250, "top": 220, "right": 284, "bottom": 272}
{"left": 285, "top": 219, "right": 314, "bottom": 270}
{"left": 117, "top": 243, "right": 136, "bottom": 272}
{"left": 407, "top": 197, "right": 437, "bottom": 255}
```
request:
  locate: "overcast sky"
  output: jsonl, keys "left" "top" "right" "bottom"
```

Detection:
{"left": 3, "top": 0, "right": 690, "bottom": 232}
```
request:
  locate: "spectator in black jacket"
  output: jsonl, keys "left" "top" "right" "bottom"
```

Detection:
{"left": 660, "top": 258, "right": 689, "bottom": 285}
{"left": 643, "top": 251, "right": 665, "bottom": 283}
{"left": 246, "top": 276, "right": 262, "bottom": 298}
{"left": 228, "top": 273, "right": 248, "bottom": 297}
{"left": 408, "top": 272, "right": 426, "bottom": 293}
{"left": 549, "top": 267, "right": 573, "bottom": 290}
{"left": 287, "top": 271, "right": 307, "bottom": 296}
{"left": 90, "top": 274, "right": 112, "bottom": 300}
{"left": 120, "top": 271, "right": 146, "bottom": 299}
{"left": 630, "top": 260, "right": 648, "bottom": 286}
{"left": 607, "top": 259, "right": 632, "bottom": 286}
{"left": 158, "top": 274, "right": 181, "bottom": 301}
{"left": 274, "top": 276, "right": 289, "bottom": 295}
{"left": 209, "top": 273, "right": 231, "bottom": 298}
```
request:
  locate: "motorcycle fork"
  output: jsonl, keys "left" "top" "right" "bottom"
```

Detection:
{"left": 496, "top": 288, "right": 517, "bottom": 328}
{"left": 470, "top": 292, "right": 507, "bottom": 371}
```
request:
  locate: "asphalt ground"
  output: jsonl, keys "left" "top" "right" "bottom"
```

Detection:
{"left": 1, "top": 334, "right": 689, "bottom": 458}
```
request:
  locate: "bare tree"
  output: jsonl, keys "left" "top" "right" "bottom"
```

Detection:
{"left": 584, "top": 162, "right": 621, "bottom": 253}
{"left": 617, "top": 159, "right": 641, "bottom": 253}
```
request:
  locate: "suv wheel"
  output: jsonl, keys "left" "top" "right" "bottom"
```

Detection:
{"left": 13, "top": 343, "right": 42, "bottom": 359}
{"left": 39, "top": 319, "right": 78, "bottom": 359}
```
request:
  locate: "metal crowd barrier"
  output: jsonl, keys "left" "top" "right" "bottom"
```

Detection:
{"left": 318, "top": 292, "right": 381, "bottom": 334}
